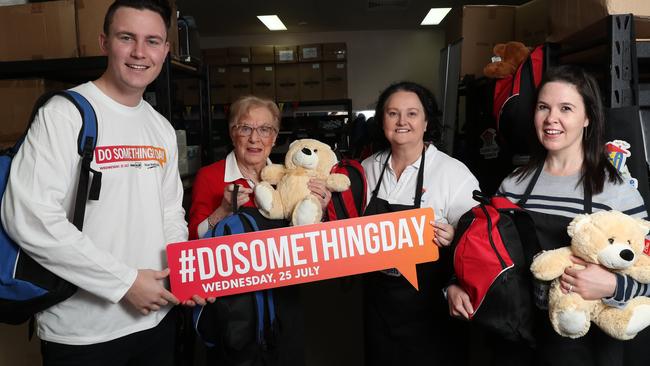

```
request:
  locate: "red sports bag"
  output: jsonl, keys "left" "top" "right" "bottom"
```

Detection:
{"left": 493, "top": 45, "right": 545, "bottom": 154}
{"left": 326, "top": 159, "right": 367, "bottom": 220}
{"left": 453, "top": 191, "right": 540, "bottom": 345}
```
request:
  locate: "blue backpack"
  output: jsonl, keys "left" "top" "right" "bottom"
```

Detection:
{"left": 0, "top": 90, "right": 100, "bottom": 325}
{"left": 193, "top": 185, "right": 282, "bottom": 364}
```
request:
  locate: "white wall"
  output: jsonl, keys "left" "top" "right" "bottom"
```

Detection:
{"left": 201, "top": 29, "right": 446, "bottom": 110}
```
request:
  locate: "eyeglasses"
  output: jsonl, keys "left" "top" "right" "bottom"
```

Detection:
{"left": 232, "top": 124, "right": 278, "bottom": 138}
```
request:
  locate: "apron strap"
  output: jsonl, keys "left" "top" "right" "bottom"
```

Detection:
{"left": 583, "top": 180, "right": 592, "bottom": 214}
{"left": 371, "top": 152, "right": 392, "bottom": 199}
{"left": 519, "top": 163, "right": 593, "bottom": 213}
{"left": 370, "top": 147, "right": 426, "bottom": 208}
{"left": 518, "top": 163, "right": 544, "bottom": 206}
{"left": 413, "top": 149, "right": 426, "bottom": 208}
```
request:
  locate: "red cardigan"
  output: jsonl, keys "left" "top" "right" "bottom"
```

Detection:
{"left": 188, "top": 159, "right": 256, "bottom": 240}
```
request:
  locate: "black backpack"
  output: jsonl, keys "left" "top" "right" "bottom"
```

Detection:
{"left": 0, "top": 90, "right": 100, "bottom": 325}
{"left": 452, "top": 191, "right": 540, "bottom": 345}
{"left": 193, "top": 186, "right": 287, "bottom": 365}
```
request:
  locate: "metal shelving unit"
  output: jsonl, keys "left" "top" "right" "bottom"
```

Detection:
{"left": 550, "top": 14, "right": 650, "bottom": 209}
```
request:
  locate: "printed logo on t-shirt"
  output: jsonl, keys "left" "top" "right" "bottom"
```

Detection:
{"left": 94, "top": 145, "right": 167, "bottom": 170}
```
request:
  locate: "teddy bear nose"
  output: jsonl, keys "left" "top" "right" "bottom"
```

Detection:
{"left": 620, "top": 249, "right": 635, "bottom": 261}
{"left": 301, "top": 148, "right": 312, "bottom": 155}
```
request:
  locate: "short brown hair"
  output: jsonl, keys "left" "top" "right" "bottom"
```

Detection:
{"left": 228, "top": 95, "right": 281, "bottom": 129}
{"left": 103, "top": 0, "right": 172, "bottom": 37}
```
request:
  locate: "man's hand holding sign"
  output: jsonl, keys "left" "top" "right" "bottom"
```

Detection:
{"left": 167, "top": 208, "right": 437, "bottom": 300}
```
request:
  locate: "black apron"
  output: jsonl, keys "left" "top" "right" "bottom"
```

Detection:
{"left": 362, "top": 151, "right": 464, "bottom": 366}
{"left": 519, "top": 165, "right": 625, "bottom": 366}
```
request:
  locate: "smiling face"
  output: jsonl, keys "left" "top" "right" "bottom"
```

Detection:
{"left": 534, "top": 81, "right": 589, "bottom": 158}
{"left": 230, "top": 106, "right": 278, "bottom": 171}
{"left": 382, "top": 90, "right": 427, "bottom": 148}
{"left": 98, "top": 7, "right": 169, "bottom": 105}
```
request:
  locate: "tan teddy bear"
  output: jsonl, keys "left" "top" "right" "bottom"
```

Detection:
{"left": 254, "top": 139, "right": 350, "bottom": 226}
{"left": 483, "top": 41, "right": 530, "bottom": 79}
{"left": 530, "top": 210, "right": 650, "bottom": 340}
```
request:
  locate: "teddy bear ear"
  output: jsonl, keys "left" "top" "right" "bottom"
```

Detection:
{"left": 289, "top": 140, "right": 298, "bottom": 148}
{"left": 636, "top": 218, "right": 650, "bottom": 235}
{"left": 493, "top": 43, "right": 506, "bottom": 55}
{"left": 568, "top": 214, "right": 591, "bottom": 237}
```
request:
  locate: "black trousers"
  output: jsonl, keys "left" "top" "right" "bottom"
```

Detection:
{"left": 41, "top": 308, "right": 179, "bottom": 366}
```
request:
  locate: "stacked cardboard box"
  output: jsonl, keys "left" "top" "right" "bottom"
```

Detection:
{"left": 202, "top": 42, "right": 348, "bottom": 102}
{"left": 0, "top": 79, "right": 69, "bottom": 148}
{"left": 444, "top": 5, "right": 516, "bottom": 77}
{"left": 0, "top": 0, "right": 180, "bottom": 61}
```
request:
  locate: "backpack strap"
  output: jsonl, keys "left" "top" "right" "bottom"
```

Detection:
{"left": 59, "top": 91, "right": 101, "bottom": 230}
{"left": 326, "top": 159, "right": 367, "bottom": 220}
{"left": 22, "top": 90, "right": 101, "bottom": 231}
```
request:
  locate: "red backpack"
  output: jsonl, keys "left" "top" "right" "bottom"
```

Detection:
{"left": 326, "top": 159, "right": 367, "bottom": 220}
{"left": 453, "top": 191, "right": 540, "bottom": 345}
{"left": 493, "top": 45, "right": 545, "bottom": 154}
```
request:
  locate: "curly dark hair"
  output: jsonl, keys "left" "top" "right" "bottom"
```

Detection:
{"left": 372, "top": 81, "right": 441, "bottom": 152}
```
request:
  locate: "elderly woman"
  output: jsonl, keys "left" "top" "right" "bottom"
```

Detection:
{"left": 361, "top": 81, "right": 480, "bottom": 365}
{"left": 188, "top": 95, "right": 331, "bottom": 240}
{"left": 188, "top": 95, "right": 332, "bottom": 366}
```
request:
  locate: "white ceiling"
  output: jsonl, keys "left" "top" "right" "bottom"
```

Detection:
{"left": 176, "top": 0, "right": 529, "bottom": 37}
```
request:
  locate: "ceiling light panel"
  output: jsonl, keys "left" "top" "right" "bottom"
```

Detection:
{"left": 421, "top": 8, "right": 451, "bottom": 25}
{"left": 257, "top": 15, "right": 287, "bottom": 31}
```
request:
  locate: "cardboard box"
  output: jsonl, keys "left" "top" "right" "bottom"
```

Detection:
{"left": 548, "top": 0, "right": 650, "bottom": 41}
{"left": 299, "top": 63, "right": 323, "bottom": 101}
{"left": 251, "top": 46, "right": 275, "bottom": 64}
{"left": 209, "top": 65, "right": 229, "bottom": 104}
{"left": 0, "top": 79, "right": 67, "bottom": 145}
{"left": 515, "top": 0, "right": 549, "bottom": 46}
{"left": 75, "top": 0, "right": 111, "bottom": 57}
{"left": 203, "top": 48, "right": 228, "bottom": 65}
{"left": 252, "top": 65, "right": 276, "bottom": 101}
{"left": 298, "top": 44, "right": 322, "bottom": 62}
{"left": 322, "top": 43, "right": 347, "bottom": 61}
{"left": 228, "top": 47, "right": 251, "bottom": 64}
{"left": 0, "top": 0, "right": 78, "bottom": 61}
{"left": 444, "top": 5, "right": 516, "bottom": 77}
{"left": 275, "top": 45, "right": 298, "bottom": 63}
{"left": 322, "top": 62, "right": 348, "bottom": 100}
{"left": 275, "top": 64, "right": 300, "bottom": 101}
{"left": 228, "top": 66, "right": 252, "bottom": 101}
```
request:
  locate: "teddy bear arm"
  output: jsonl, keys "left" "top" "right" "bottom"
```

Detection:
{"left": 326, "top": 173, "right": 351, "bottom": 192}
{"left": 530, "top": 247, "right": 573, "bottom": 281}
{"left": 261, "top": 164, "right": 286, "bottom": 185}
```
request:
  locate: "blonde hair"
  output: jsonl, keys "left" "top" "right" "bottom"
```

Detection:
{"left": 228, "top": 95, "right": 280, "bottom": 129}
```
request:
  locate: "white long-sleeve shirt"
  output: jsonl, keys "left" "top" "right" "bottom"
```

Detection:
{"left": 1, "top": 82, "right": 188, "bottom": 345}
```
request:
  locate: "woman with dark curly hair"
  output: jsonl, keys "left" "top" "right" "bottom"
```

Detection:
{"left": 361, "top": 81, "right": 479, "bottom": 365}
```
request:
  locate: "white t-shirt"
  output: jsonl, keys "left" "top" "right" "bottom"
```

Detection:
{"left": 1, "top": 82, "right": 188, "bottom": 344}
{"left": 361, "top": 144, "right": 480, "bottom": 227}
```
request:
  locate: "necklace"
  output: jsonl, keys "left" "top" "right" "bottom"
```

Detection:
{"left": 238, "top": 163, "right": 261, "bottom": 183}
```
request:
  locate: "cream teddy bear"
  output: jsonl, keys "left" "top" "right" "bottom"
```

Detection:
{"left": 530, "top": 210, "right": 650, "bottom": 340}
{"left": 254, "top": 139, "right": 350, "bottom": 226}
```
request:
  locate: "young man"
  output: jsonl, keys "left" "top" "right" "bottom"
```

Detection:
{"left": 1, "top": 1, "right": 187, "bottom": 364}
